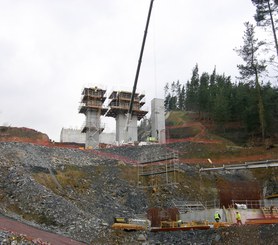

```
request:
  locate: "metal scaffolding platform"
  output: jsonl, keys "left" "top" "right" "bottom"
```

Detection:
{"left": 137, "top": 151, "right": 179, "bottom": 188}
{"left": 172, "top": 200, "right": 221, "bottom": 214}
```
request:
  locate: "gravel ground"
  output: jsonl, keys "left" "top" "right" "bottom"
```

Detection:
{"left": 0, "top": 142, "right": 277, "bottom": 244}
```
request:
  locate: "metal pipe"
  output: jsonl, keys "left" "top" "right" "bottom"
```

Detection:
{"left": 199, "top": 159, "right": 278, "bottom": 172}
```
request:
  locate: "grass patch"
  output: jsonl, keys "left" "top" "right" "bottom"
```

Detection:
{"left": 7, "top": 203, "right": 57, "bottom": 226}
{"left": 23, "top": 213, "right": 58, "bottom": 226}
{"left": 167, "top": 111, "right": 198, "bottom": 124}
{"left": 168, "top": 127, "right": 199, "bottom": 139}
{"left": 118, "top": 165, "right": 137, "bottom": 185}
{"left": 166, "top": 111, "right": 191, "bottom": 126}
{"left": 33, "top": 165, "right": 91, "bottom": 193}
{"left": 33, "top": 172, "right": 59, "bottom": 192}
{"left": 56, "top": 167, "right": 90, "bottom": 191}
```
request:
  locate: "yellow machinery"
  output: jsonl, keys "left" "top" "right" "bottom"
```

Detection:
{"left": 112, "top": 217, "right": 150, "bottom": 231}
{"left": 213, "top": 222, "right": 232, "bottom": 229}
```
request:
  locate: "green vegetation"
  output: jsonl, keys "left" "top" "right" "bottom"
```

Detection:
{"left": 119, "top": 165, "right": 138, "bottom": 185}
{"left": 252, "top": 0, "right": 278, "bottom": 58}
{"left": 0, "top": 126, "right": 49, "bottom": 141}
{"left": 164, "top": 110, "right": 278, "bottom": 161}
{"left": 164, "top": 4, "right": 278, "bottom": 143}
{"left": 166, "top": 111, "right": 190, "bottom": 126}
{"left": 164, "top": 69, "right": 278, "bottom": 142}
{"left": 7, "top": 203, "right": 58, "bottom": 226}
{"left": 33, "top": 165, "right": 91, "bottom": 194}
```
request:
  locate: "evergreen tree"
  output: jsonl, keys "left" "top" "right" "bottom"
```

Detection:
{"left": 208, "top": 67, "right": 217, "bottom": 119}
{"left": 164, "top": 83, "right": 170, "bottom": 110}
{"left": 174, "top": 80, "right": 182, "bottom": 109}
{"left": 211, "top": 74, "right": 233, "bottom": 127}
{"left": 185, "top": 80, "right": 192, "bottom": 110}
{"left": 164, "top": 83, "right": 169, "bottom": 98}
{"left": 186, "top": 64, "right": 200, "bottom": 111}
{"left": 179, "top": 85, "right": 186, "bottom": 111}
{"left": 169, "top": 96, "right": 177, "bottom": 110}
{"left": 163, "top": 62, "right": 278, "bottom": 141}
{"left": 235, "top": 22, "right": 267, "bottom": 139}
{"left": 164, "top": 93, "right": 171, "bottom": 111}
{"left": 199, "top": 72, "right": 210, "bottom": 118}
{"left": 251, "top": 0, "right": 278, "bottom": 59}
{"left": 262, "top": 83, "right": 278, "bottom": 135}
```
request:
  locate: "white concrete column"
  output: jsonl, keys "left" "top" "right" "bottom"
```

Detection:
{"left": 151, "top": 98, "right": 166, "bottom": 143}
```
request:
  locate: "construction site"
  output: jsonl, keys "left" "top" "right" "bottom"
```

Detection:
{"left": 58, "top": 83, "right": 278, "bottom": 240}
{"left": 0, "top": 1, "right": 277, "bottom": 244}
{"left": 0, "top": 107, "right": 278, "bottom": 244}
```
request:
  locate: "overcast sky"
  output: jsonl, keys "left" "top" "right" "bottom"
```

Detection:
{"left": 0, "top": 0, "right": 258, "bottom": 141}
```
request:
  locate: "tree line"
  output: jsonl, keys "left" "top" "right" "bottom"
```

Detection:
{"left": 164, "top": 66, "right": 278, "bottom": 138}
{"left": 164, "top": 0, "right": 278, "bottom": 140}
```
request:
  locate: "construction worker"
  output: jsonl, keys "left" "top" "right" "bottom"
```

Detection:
{"left": 214, "top": 211, "right": 221, "bottom": 222}
{"left": 236, "top": 211, "right": 243, "bottom": 225}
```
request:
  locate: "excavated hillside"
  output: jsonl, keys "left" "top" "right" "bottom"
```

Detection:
{"left": 0, "top": 142, "right": 277, "bottom": 244}
{"left": 0, "top": 112, "right": 278, "bottom": 244}
{"left": 0, "top": 126, "right": 49, "bottom": 143}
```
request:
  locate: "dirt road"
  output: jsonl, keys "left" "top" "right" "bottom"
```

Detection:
{"left": 0, "top": 215, "right": 86, "bottom": 245}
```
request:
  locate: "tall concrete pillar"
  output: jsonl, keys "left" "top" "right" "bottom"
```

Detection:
{"left": 85, "top": 110, "right": 100, "bottom": 149}
{"left": 151, "top": 98, "right": 166, "bottom": 143}
{"left": 79, "top": 87, "right": 107, "bottom": 149}
{"left": 116, "top": 114, "right": 138, "bottom": 143}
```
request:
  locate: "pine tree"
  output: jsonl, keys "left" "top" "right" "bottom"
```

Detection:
{"left": 185, "top": 64, "right": 200, "bottom": 112}
{"left": 251, "top": 0, "right": 278, "bottom": 59}
{"left": 179, "top": 85, "right": 186, "bottom": 111}
{"left": 235, "top": 22, "right": 267, "bottom": 139}
{"left": 199, "top": 72, "right": 210, "bottom": 119}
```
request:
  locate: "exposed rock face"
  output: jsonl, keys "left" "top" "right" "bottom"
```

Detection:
{"left": 0, "top": 142, "right": 148, "bottom": 243}
{"left": 0, "top": 141, "right": 277, "bottom": 244}
{"left": 265, "top": 177, "right": 278, "bottom": 197}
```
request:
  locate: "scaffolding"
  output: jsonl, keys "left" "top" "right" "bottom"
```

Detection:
{"left": 172, "top": 200, "right": 221, "bottom": 214}
{"left": 79, "top": 86, "right": 107, "bottom": 149}
{"left": 230, "top": 199, "right": 278, "bottom": 209}
{"left": 105, "top": 91, "right": 147, "bottom": 120}
{"left": 105, "top": 90, "right": 148, "bottom": 143}
{"left": 137, "top": 151, "right": 179, "bottom": 188}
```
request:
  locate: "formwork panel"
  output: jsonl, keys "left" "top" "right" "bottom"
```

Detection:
{"left": 217, "top": 180, "right": 261, "bottom": 208}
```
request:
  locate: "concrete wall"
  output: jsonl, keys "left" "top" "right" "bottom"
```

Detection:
{"left": 224, "top": 208, "right": 263, "bottom": 224}
{"left": 100, "top": 132, "right": 115, "bottom": 145}
{"left": 60, "top": 128, "right": 85, "bottom": 144}
{"left": 60, "top": 128, "right": 115, "bottom": 145}
{"left": 151, "top": 98, "right": 166, "bottom": 143}
{"left": 181, "top": 209, "right": 224, "bottom": 223}
{"left": 180, "top": 208, "right": 263, "bottom": 224}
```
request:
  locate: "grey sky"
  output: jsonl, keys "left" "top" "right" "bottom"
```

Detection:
{"left": 0, "top": 0, "right": 257, "bottom": 141}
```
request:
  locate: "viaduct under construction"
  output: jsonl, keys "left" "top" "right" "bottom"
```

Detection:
{"left": 77, "top": 85, "right": 165, "bottom": 149}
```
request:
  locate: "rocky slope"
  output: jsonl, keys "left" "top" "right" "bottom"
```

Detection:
{"left": 0, "top": 141, "right": 277, "bottom": 244}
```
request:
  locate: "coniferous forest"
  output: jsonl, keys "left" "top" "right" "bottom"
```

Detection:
{"left": 164, "top": 1, "right": 278, "bottom": 142}
{"left": 164, "top": 66, "right": 278, "bottom": 141}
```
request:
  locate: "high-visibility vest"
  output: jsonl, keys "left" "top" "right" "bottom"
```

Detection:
{"left": 236, "top": 213, "right": 241, "bottom": 220}
{"left": 214, "top": 213, "right": 220, "bottom": 219}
